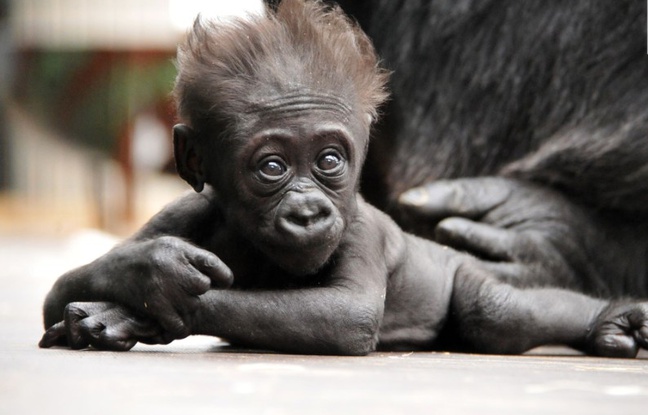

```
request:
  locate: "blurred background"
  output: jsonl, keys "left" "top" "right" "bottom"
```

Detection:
{"left": 0, "top": 0, "right": 263, "bottom": 237}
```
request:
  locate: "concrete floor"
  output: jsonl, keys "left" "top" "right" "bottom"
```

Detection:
{"left": 1, "top": 233, "right": 648, "bottom": 415}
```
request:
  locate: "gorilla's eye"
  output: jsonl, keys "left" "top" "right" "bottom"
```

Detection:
{"left": 317, "top": 151, "right": 344, "bottom": 173}
{"left": 259, "top": 158, "right": 288, "bottom": 181}
{"left": 259, "top": 159, "right": 287, "bottom": 178}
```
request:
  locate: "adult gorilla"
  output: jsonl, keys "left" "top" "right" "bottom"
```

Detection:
{"left": 327, "top": 0, "right": 648, "bottom": 295}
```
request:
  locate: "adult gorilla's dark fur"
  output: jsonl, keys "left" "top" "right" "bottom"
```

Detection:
{"left": 319, "top": 0, "right": 648, "bottom": 297}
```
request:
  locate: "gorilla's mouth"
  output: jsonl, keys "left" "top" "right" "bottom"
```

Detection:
{"left": 261, "top": 230, "right": 343, "bottom": 277}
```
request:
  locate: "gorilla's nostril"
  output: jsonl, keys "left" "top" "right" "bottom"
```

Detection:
{"left": 287, "top": 208, "right": 330, "bottom": 227}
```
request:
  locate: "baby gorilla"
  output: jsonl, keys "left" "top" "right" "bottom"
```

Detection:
{"left": 40, "top": 0, "right": 648, "bottom": 357}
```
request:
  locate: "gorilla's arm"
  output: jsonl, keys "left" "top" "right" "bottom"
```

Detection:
{"left": 399, "top": 177, "right": 648, "bottom": 298}
{"left": 448, "top": 261, "right": 648, "bottom": 358}
{"left": 40, "top": 283, "right": 386, "bottom": 355}
{"left": 191, "top": 286, "right": 384, "bottom": 355}
{"left": 339, "top": 0, "right": 648, "bottom": 296}
{"left": 42, "top": 189, "right": 233, "bottom": 336}
{"left": 40, "top": 205, "right": 394, "bottom": 355}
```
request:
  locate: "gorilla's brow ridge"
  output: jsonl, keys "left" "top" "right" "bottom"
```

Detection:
{"left": 245, "top": 91, "right": 353, "bottom": 117}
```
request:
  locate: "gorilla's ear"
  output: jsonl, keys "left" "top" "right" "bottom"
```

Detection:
{"left": 173, "top": 124, "right": 205, "bottom": 193}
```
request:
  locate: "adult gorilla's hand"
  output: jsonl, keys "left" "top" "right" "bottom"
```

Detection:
{"left": 43, "top": 236, "right": 234, "bottom": 340}
{"left": 398, "top": 177, "right": 609, "bottom": 290}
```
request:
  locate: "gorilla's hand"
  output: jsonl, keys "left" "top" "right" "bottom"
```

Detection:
{"left": 587, "top": 301, "right": 648, "bottom": 358}
{"left": 43, "top": 236, "right": 234, "bottom": 340}
{"left": 398, "top": 177, "right": 607, "bottom": 289}
{"left": 39, "top": 302, "right": 165, "bottom": 351}
{"left": 98, "top": 236, "right": 233, "bottom": 338}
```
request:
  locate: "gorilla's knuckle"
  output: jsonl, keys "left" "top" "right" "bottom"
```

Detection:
{"left": 154, "top": 236, "right": 184, "bottom": 255}
{"left": 149, "top": 241, "right": 178, "bottom": 267}
{"left": 156, "top": 235, "right": 178, "bottom": 246}
{"left": 591, "top": 334, "right": 638, "bottom": 358}
{"left": 77, "top": 317, "right": 94, "bottom": 331}
{"left": 169, "top": 323, "right": 190, "bottom": 340}
{"left": 148, "top": 254, "right": 167, "bottom": 273}
{"left": 65, "top": 302, "right": 87, "bottom": 318}
{"left": 65, "top": 301, "right": 82, "bottom": 311}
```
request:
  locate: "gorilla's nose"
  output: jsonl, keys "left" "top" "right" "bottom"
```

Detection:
{"left": 277, "top": 190, "right": 336, "bottom": 239}
{"left": 286, "top": 202, "right": 332, "bottom": 227}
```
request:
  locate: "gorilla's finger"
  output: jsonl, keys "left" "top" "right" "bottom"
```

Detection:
{"left": 127, "top": 315, "right": 165, "bottom": 339}
{"left": 80, "top": 317, "right": 137, "bottom": 351}
{"left": 178, "top": 267, "right": 212, "bottom": 297}
{"left": 38, "top": 321, "right": 68, "bottom": 348}
{"left": 137, "top": 334, "right": 171, "bottom": 345}
{"left": 398, "top": 178, "right": 512, "bottom": 218}
{"left": 184, "top": 246, "right": 234, "bottom": 289}
{"left": 73, "top": 304, "right": 163, "bottom": 351}
{"left": 626, "top": 305, "right": 648, "bottom": 350}
{"left": 146, "top": 302, "right": 191, "bottom": 340}
{"left": 64, "top": 303, "right": 95, "bottom": 349}
{"left": 595, "top": 333, "right": 639, "bottom": 358}
{"left": 97, "top": 331, "right": 138, "bottom": 351}
{"left": 436, "top": 217, "right": 517, "bottom": 261}
{"left": 121, "top": 312, "right": 167, "bottom": 345}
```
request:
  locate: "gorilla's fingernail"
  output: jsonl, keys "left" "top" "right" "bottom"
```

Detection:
{"left": 399, "top": 188, "right": 429, "bottom": 206}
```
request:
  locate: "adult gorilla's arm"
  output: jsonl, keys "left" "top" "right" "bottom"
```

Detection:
{"left": 42, "top": 188, "right": 233, "bottom": 335}
{"left": 399, "top": 177, "right": 648, "bottom": 298}
{"left": 336, "top": 0, "right": 648, "bottom": 295}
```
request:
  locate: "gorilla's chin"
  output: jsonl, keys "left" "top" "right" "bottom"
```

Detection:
{"left": 262, "top": 236, "right": 341, "bottom": 277}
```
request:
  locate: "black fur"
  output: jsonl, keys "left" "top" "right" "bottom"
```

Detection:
{"left": 332, "top": 0, "right": 648, "bottom": 214}
{"left": 321, "top": 0, "right": 648, "bottom": 297}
